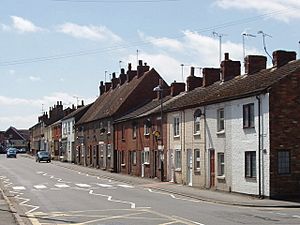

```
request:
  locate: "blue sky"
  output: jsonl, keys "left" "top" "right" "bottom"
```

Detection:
{"left": 1, "top": 0, "right": 299, "bottom": 130}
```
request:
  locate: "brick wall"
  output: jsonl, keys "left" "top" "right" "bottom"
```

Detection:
{"left": 269, "top": 70, "right": 300, "bottom": 199}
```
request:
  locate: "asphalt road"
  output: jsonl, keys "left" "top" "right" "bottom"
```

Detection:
{"left": 0, "top": 154, "right": 299, "bottom": 225}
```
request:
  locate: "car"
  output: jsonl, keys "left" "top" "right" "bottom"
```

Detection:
{"left": 6, "top": 148, "right": 17, "bottom": 158}
{"left": 36, "top": 151, "right": 51, "bottom": 163}
{"left": 17, "top": 148, "right": 27, "bottom": 154}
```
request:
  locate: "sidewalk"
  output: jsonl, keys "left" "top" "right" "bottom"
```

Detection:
{"left": 50, "top": 159, "right": 300, "bottom": 208}
{"left": 0, "top": 188, "right": 18, "bottom": 225}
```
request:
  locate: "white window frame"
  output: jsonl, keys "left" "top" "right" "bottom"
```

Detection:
{"left": 132, "top": 151, "right": 137, "bottom": 165}
{"left": 194, "top": 114, "right": 201, "bottom": 135}
{"left": 143, "top": 148, "right": 150, "bottom": 164}
{"left": 245, "top": 151, "right": 256, "bottom": 178}
{"left": 194, "top": 149, "right": 201, "bottom": 171}
{"left": 217, "top": 108, "right": 225, "bottom": 133}
{"left": 217, "top": 152, "right": 225, "bottom": 176}
{"left": 132, "top": 124, "right": 137, "bottom": 139}
{"left": 173, "top": 116, "right": 180, "bottom": 137}
{"left": 144, "top": 124, "right": 150, "bottom": 136}
{"left": 107, "top": 121, "right": 111, "bottom": 134}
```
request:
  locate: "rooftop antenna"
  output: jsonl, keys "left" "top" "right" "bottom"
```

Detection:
{"left": 73, "top": 96, "right": 80, "bottom": 107}
{"left": 257, "top": 30, "right": 273, "bottom": 63}
{"left": 242, "top": 31, "right": 256, "bottom": 61}
{"left": 213, "top": 31, "right": 227, "bottom": 64}
{"left": 119, "top": 60, "right": 123, "bottom": 70}
{"left": 298, "top": 41, "right": 300, "bottom": 59}
{"left": 41, "top": 104, "right": 44, "bottom": 113}
{"left": 137, "top": 49, "right": 139, "bottom": 66}
{"left": 180, "top": 64, "right": 190, "bottom": 82}
{"left": 104, "top": 70, "right": 108, "bottom": 82}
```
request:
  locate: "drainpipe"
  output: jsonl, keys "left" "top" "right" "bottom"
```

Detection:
{"left": 256, "top": 95, "right": 262, "bottom": 198}
{"left": 203, "top": 106, "right": 207, "bottom": 188}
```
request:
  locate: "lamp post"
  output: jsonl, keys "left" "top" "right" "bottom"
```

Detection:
{"left": 153, "top": 83, "right": 164, "bottom": 182}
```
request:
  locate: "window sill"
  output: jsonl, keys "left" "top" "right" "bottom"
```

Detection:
{"left": 217, "top": 175, "right": 225, "bottom": 180}
{"left": 193, "top": 133, "right": 201, "bottom": 137}
{"left": 144, "top": 133, "right": 150, "bottom": 137}
{"left": 143, "top": 162, "right": 150, "bottom": 166}
{"left": 175, "top": 168, "right": 182, "bottom": 172}
{"left": 216, "top": 130, "right": 225, "bottom": 135}
{"left": 173, "top": 135, "right": 180, "bottom": 139}
{"left": 121, "top": 163, "right": 126, "bottom": 167}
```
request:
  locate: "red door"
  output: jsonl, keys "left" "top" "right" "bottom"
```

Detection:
{"left": 210, "top": 150, "right": 215, "bottom": 187}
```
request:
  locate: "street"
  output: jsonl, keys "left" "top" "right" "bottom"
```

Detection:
{"left": 0, "top": 155, "right": 299, "bottom": 225}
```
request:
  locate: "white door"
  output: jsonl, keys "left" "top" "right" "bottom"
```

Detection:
{"left": 187, "top": 149, "right": 193, "bottom": 186}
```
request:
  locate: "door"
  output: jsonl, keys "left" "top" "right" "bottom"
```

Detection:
{"left": 96, "top": 145, "right": 99, "bottom": 167}
{"left": 154, "top": 150, "right": 158, "bottom": 178}
{"left": 187, "top": 149, "right": 193, "bottom": 186}
{"left": 210, "top": 149, "right": 215, "bottom": 187}
{"left": 141, "top": 151, "right": 145, "bottom": 177}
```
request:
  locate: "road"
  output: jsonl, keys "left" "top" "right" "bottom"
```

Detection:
{"left": 0, "top": 154, "right": 299, "bottom": 225}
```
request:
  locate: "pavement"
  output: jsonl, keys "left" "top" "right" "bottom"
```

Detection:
{"left": 1, "top": 154, "right": 300, "bottom": 225}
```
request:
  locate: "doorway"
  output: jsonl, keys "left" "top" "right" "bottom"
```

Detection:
{"left": 187, "top": 149, "right": 193, "bottom": 186}
{"left": 209, "top": 149, "right": 215, "bottom": 187}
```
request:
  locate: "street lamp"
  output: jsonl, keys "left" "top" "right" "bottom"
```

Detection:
{"left": 153, "top": 82, "right": 164, "bottom": 182}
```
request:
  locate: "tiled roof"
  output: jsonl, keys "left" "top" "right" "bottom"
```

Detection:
{"left": 62, "top": 103, "right": 93, "bottom": 121}
{"left": 78, "top": 68, "right": 161, "bottom": 124}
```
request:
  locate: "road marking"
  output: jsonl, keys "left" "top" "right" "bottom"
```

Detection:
{"left": 292, "top": 215, "right": 300, "bottom": 219}
{"left": 118, "top": 184, "right": 134, "bottom": 188}
{"left": 13, "top": 186, "right": 26, "bottom": 190}
{"left": 55, "top": 183, "right": 70, "bottom": 188}
{"left": 34, "top": 185, "right": 47, "bottom": 189}
{"left": 75, "top": 183, "right": 91, "bottom": 188}
{"left": 97, "top": 183, "right": 113, "bottom": 188}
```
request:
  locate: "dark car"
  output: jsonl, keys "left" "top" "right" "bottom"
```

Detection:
{"left": 36, "top": 151, "right": 51, "bottom": 163}
{"left": 6, "top": 148, "right": 17, "bottom": 158}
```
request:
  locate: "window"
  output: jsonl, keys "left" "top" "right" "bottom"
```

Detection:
{"left": 194, "top": 149, "right": 201, "bottom": 171}
{"left": 143, "top": 148, "right": 150, "bottom": 164}
{"left": 132, "top": 123, "right": 137, "bottom": 139}
{"left": 72, "top": 121, "right": 75, "bottom": 133}
{"left": 63, "top": 123, "right": 67, "bottom": 135}
{"left": 217, "top": 108, "right": 225, "bottom": 132}
{"left": 245, "top": 151, "right": 256, "bottom": 178}
{"left": 194, "top": 110, "right": 201, "bottom": 135}
{"left": 107, "top": 121, "right": 111, "bottom": 134}
{"left": 243, "top": 103, "right": 255, "bottom": 128}
{"left": 217, "top": 153, "right": 225, "bottom": 176}
{"left": 173, "top": 117, "right": 180, "bottom": 137}
{"left": 175, "top": 149, "right": 181, "bottom": 169}
{"left": 278, "top": 150, "right": 290, "bottom": 175}
{"left": 131, "top": 151, "right": 137, "bottom": 165}
{"left": 144, "top": 124, "right": 150, "bottom": 136}
{"left": 121, "top": 125, "right": 125, "bottom": 140}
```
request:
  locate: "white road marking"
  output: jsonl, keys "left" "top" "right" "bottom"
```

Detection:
{"left": 96, "top": 183, "right": 113, "bottom": 188}
{"left": 75, "top": 183, "right": 91, "bottom": 188}
{"left": 292, "top": 215, "right": 300, "bottom": 219}
{"left": 89, "top": 190, "right": 136, "bottom": 209}
{"left": 118, "top": 184, "right": 134, "bottom": 188}
{"left": 34, "top": 185, "right": 47, "bottom": 189}
{"left": 13, "top": 186, "right": 26, "bottom": 190}
{"left": 55, "top": 184, "right": 70, "bottom": 188}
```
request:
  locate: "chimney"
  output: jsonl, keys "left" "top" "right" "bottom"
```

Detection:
{"left": 127, "top": 63, "right": 137, "bottom": 82}
{"left": 187, "top": 67, "right": 203, "bottom": 91}
{"left": 137, "top": 60, "right": 150, "bottom": 78}
{"left": 202, "top": 68, "right": 220, "bottom": 87}
{"left": 111, "top": 72, "right": 119, "bottom": 89}
{"left": 170, "top": 81, "right": 185, "bottom": 96}
{"left": 272, "top": 50, "right": 296, "bottom": 68}
{"left": 221, "top": 53, "right": 241, "bottom": 81}
{"left": 119, "top": 68, "right": 126, "bottom": 85}
{"left": 105, "top": 82, "right": 111, "bottom": 92}
{"left": 99, "top": 81, "right": 105, "bottom": 95}
{"left": 244, "top": 55, "right": 267, "bottom": 75}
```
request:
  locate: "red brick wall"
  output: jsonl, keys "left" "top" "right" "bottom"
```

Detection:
{"left": 269, "top": 70, "right": 300, "bottom": 199}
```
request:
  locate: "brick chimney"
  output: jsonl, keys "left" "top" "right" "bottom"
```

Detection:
{"left": 111, "top": 72, "right": 119, "bottom": 89}
{"left": 272, "top": 50, "right": 296, "bottom": 68}
{"left": 170, "top": 81, "right": 185, "bottom": 96}
{"left": 105, "top": 82, "right": 111, "bottom": 92}
{"left": 126, "top": 63, "right": 137, "bottom": 82}
{"left": 202, "top": 68, "right": 220, "bottom": 87}
{"left": 99, "top": 81, "right": 105, "bottom": 95}
{"left": 137, "top": 60, "right": 150, "bottom": 78}
{"left": 119, "top": 68, "right": 126, "bottom": 85}
{"left": 186, "top": 67, "right": 203, "bottom": 91}
{"left": 221, "top": 53, "right": 241, "bottom": 81}
{"left": 244, "top": 55, "right": 267, "bottom": 75}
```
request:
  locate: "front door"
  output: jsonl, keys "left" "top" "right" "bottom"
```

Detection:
{"left": 187, "top": 149, "right": 193, "bottom": 186}
{"left": 210, "top": 149, "right": 215, "bottom": 187}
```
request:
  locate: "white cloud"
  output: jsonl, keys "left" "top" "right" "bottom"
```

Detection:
{"left": 10, "top": 16, "right": 43, "bottom": 33}
{"left": 0, "top": 114, "right": 39, "bottom": 130}
{"left": 1, "top": 23, "right": 11, "bottom": 31}
{"left": 57, "top": 22, "right": 122, "bottom": 42}
{"left": 29, "top": 76, "right": 41, "bottom": 81}
{"left": 9, "top": 69, "right": 15, "bottom": 75}
{"left": 214, "top": 0, "right": 300, "bottom": 22}
{"left": 138, "top": 31, "right": 184, "bottom": 52}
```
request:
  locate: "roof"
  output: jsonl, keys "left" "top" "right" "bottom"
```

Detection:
{"left": 115, "top": 59, "right": 300, "bottom": 120}
{"left": 62, "top": 103, "right": 93, "bottom": 121}
{"left": 78, "top": 68, "right": 162, "bottom": 125}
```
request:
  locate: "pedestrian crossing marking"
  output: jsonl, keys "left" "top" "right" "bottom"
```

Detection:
{"left": 118, "top": 184, "right": 134, "bottom": 188}
{"left": 13, "top": 186, "right": 26, "bottom": 190}
{"left": 34, "top": 185, "right": 47, "bottom": 189}
{"left": 75, "top": 183, "right": 91, "bottom": 188}
{"left": 55, "top": 184, "right": 70, "bottom": 188}
{"left": 96, "top": 183, "right": 113, "bottom": 188}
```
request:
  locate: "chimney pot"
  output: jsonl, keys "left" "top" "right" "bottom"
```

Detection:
{"left": 221, "top": 54, "right": 240, "bottom": 81}
{"left": 190, "top": 67, "right": 195, "bottom": 76}
{"left": 121, "top": 68, "right": 125, "bottom": 74}
{"left": 138, "top": 60, "right": 143, "bottom": 66}
{"left": 224, "top": 53, "right": 229, "bottom": 60}
{"left": 128, "top": 63, "right": 132, "bottom": 71}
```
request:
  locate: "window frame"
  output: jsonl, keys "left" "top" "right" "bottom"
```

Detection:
{"left": 131, "top": 151, "right": 137, "bottom": 165}
{"left": 243, "top": 103, "right": 255, "bottom": 128}
{"left": 173, "top": 116, "right": 180, "bottom": 137}
{"left": 143, "top": 149, "right": 150, "bottom": 164}
{"left": 132, "top": 123, "right": 137, "bottom": 139}
{"left": 194, "top": 149, "right": 201, "bottom": 171}
{"left": 175, "top": 149, "right": 181, "bottom": 170}
{"left": 194, "top": 110, "right": 201, "bottom": 135}
{"left": 217, "top": 152, "right": 225, "bottom": 176}
{"left": 144, "top": 124, "right": 150, "bottom": 136}
{"left": 121, "top": 125, "right": 125, "bottom": 140}
{"left": 245, "top": 151, "right": 256, "bottom": 178}
{"left": 217, "top": 108, "right": 225, "bottom": 132}
{"left": 278, "top": 150, "right": 291, "bottom": 175}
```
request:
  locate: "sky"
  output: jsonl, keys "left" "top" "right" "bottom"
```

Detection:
{"left": 1, "top": 0, "right": 300, "bottom": 130}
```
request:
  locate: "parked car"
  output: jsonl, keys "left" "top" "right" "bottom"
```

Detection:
{"left": 36, "top": 151, "right": 51, "bottom": 163}
{"left": 17, "top": 148, "right": 27, "bottom": 154}
{"left": 6, "top": 148, "right": 17, "bottom": 158}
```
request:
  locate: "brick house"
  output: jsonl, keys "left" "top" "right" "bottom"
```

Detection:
{"left": 1, "top": 126, "right": 29, "bottom": 150}
{"left": 76, "top": 61, "right": 165, "bottom": 172}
